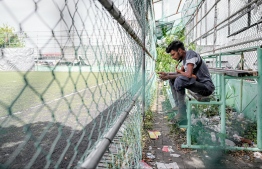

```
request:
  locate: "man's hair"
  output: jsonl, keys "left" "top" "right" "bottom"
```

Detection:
{"left": 166, "top": 40, "right": 185, "bottom": 53}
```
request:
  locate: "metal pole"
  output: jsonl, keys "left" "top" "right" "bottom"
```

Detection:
{"left": 205, "top": 1, "right": 207, "bottom": 45}
{"left": 228, "top": 0, "right": 231, "bottom": 36}
{"left": 240, "top": 53, "right": 244, "bottom": 113}
{"left": 186, "top": 101, "right": 192, "bottom": 146}
{"left": 97, "top": 0, "right": 155, "bottom": 61}
{"left": 81, "top": 89, "right": 142, "bottom": 169}
{"left": 128, "top": 0, "right": 143, "bottom": 28}
{"left": 161, "top": 0, "right": 164, "bottom": 22}
{"left": 218, "top": 54, "right": 221, "bottom": 97}
{"left": 213, "top": 0, "right": 218, "bottom": 52}
{"left": 220, "top": 73, "right": 226, "bottom": 147}
{"left": 142, "top": 0, "right": 146, "bottom": 123}
{"left": 257, "top": 47, "right": 262, "bottom": 149}
{"left": 190, "top": 0, "right": 262, "bottom": 44}
{"left": 80, "top": 72, "right": 155, "bottom": 168}
{"left": 200, "top": 5, "right": 202, "bottom": 46}
{"left": 181, "top": 144, "right": 262, "bottom": 151}
{"left": 201, "top": 46, "right": 260, "bottom": 57}
{"left": 218, "top": 53, "right": 225, "bottom": 147}
{"left": 185, "top": 0, "right": 219, "bottom": 38}
{"left": 176, "top": 0, "right": 183, "bottom": 14}
{"left": 215, "top": 57, "right": 218, "bottom": 98}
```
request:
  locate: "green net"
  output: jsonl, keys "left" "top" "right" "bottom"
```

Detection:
{"left": 180, "top": 0, "right": 262, "bottom": 149}
{"left": 154, "top": 0, "right": 261, "bottom": 150}
{"left": 0, "top": 0, "right": 156, "bottom": 168}
{"left": 183, "top": 0, "right": 262, "bottom": 116}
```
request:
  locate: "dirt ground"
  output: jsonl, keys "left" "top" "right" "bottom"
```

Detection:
{"left": 142, "top": 82, "right": 262, "bottom": 169}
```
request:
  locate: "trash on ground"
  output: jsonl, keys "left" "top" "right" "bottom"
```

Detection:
{"left": 211, "top": 115, "right": 220, "bottom": 122}
{"left": 243, "top": 155, "right": 250, "bottom": 160}
{"left": 140, "top": 160, "right": 153, "bottom": 169}
{"left": 149, "top": 146, "right": 152, "bottom": 150}
{"left": 237, "top": 113, "right": 244, "bottom": 121}
{"left": 162, "top": 146, "right": 168, "bottom": 152}
{"left": 170, "top": 153, "right": 180, "bottom": 157}
{"left": 240, "top": 138, "right": 253, "bottom": 146}
{"left": 190, "top": 150, "right": 197, "bottom": 153}
{"left": 148, "top": 130, "right": 161, "bottom": 139}
{"left": 254, "top": 152, "right": 262, "bottom": 159}
{"left": 233, "top": 134, "right": 253, "bottom": 146}
{"left": 233, "top": 134, "right": 242, "bottom": 141}
{"left": 146, "top": 153, "right": 155, "bottom": 159}
{"left": 155, "top": 162, "right": 179, "bottom": 169}
{"left": 162, "top": 146, "right": 174, "bottom": 152}
{"left": 211, "top": 132, "right": 216, "bottom": 142}
{"left": 180, "top": 128, "right": 186, "bottom": 132}
{"left": 225, "top": 139, "right": 236, "bottom": 147}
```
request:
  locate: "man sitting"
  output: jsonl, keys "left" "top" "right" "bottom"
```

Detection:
{"left": 158, "top": 40, "right": 215, "bottom": 123}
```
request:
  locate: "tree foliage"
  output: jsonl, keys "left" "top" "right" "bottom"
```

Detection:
{"left": 0, "top": 24, "right": 24, "bottom": 48}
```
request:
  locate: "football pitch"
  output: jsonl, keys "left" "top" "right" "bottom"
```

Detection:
{"left": 0, "top": 71, "right": 130, "bottom": 126}
{"left": 0, "top": 71, "right": 133, "bottom": 168}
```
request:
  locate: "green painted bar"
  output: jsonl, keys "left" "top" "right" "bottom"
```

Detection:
{"left": 202, "top": 46, "right": 259, "bottom": 58}
{"left": 182, "top": 48, "right": 261, "bottom": 151}
{"left": 181, "top": 144, "right": 262, "bottom": 151}
{"left": 220, "top": 74, "right": 226, "bottom": 147}
{"left": 218, "top": 54, "right": 221, "bottom": 98}
{"left": 202, "top": 56, "right": 217, "bottom": 59}
{"left": 257, "top": 48, "right": 262, "bottom": 149}
{"left": 215, "top": 57, "right": 219, "bottom": 98}
{"left": 186, "top": 101, "right": 192, "bottom": 146}
{"left": 179, "top": 125, "right": 188, "bottom": 128}
{"left": 224, "top": 76, "right": 258, "bottom": 79}
{"left": 188, "top": 101, "right": 222, "bottom": 105}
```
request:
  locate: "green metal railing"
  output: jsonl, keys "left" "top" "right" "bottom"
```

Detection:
{"left": 181, "top": 47, "right": 262, "bottom": 151}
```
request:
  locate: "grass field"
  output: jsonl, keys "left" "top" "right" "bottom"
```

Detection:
{"left": 0, "top": 70, "right": 136, "bottom": 168}
{"left": 0, "top": 71, "right": 131, "bottom": 122}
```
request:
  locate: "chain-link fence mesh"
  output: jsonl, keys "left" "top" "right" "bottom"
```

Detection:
{"left": 0, "top": 0, "right": 156, "bottom": 168}
{"left": 181, "top": 0, "right": 261, "bottom": 149}
{"left": 182, "top": 0, "right": 261, "bottom": 114}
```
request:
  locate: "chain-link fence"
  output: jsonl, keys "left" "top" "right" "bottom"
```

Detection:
{"left": 182, "top": 0, "right": 262, "bottom": 116}
{"left": 0, "top": 0, "right": 156, "bottom": 168}
{"left": 183, "top": 0, "right": 262, "bottom": 56}
{"left": 181, "top": 0, "right": 262, "bottom": 149}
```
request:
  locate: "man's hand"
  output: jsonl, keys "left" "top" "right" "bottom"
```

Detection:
{"left": 176, "top": 68, "right": 182, "bottom": 74}
{"left": 157, "top": 72, "right": 169, "bottom": 81}
{"left": 192, "top": 74, "right": 197, "bottom": 79}
{"left": 174, "top": 69, "right": 197, "bottom": 79}
{"left": 176, "top": 66, "right": 185, "bottom": 74}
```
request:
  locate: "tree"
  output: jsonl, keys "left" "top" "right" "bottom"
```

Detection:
{"left": 0, "top": 24, "right": 25, "bottom": 48}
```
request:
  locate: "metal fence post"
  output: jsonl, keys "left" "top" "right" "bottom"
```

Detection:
{"left": 257, "top": 47, "right": 262, "bottom": 149}
{"left": 220, "top": 74, "right": 226, "bottom": 147}
{"left": 142, "top": 0, "right": 147, "bottom": 122}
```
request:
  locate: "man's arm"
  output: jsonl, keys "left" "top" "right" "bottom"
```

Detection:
{"left": 157, "top": 72, "right": 180, "bottom": 80}
{"left": 181, "top": 65, "right": 185, "bottom": 72}
{"left": 176, "top": 63, "right": 197, "bottom": 79}
{"left": 166, "top": 73, "right": 180, "bottom": 80}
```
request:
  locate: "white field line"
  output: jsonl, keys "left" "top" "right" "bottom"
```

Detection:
{"left": 0, "top": 75, "right": 129, "bottom": 120}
